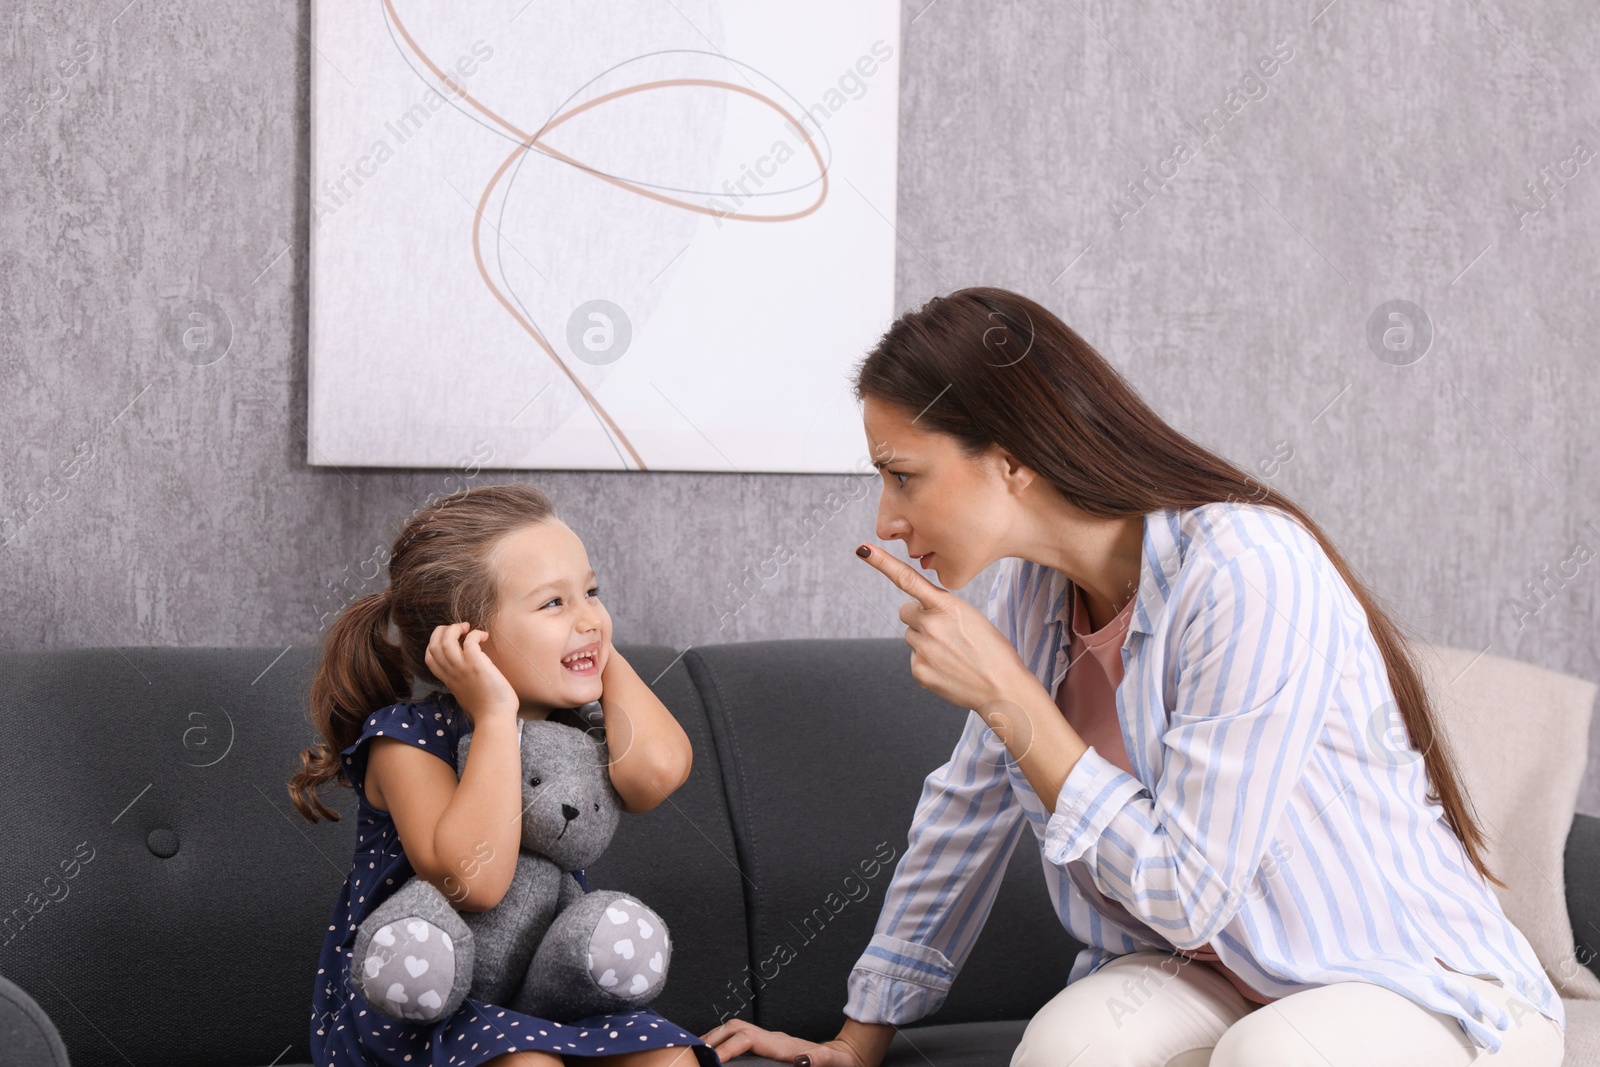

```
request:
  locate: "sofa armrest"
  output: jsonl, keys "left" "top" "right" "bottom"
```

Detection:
{"left": 1566, "top": 811, "right": 1600, "bottom": 982}
{"left": 0, "top": 973, "right": 70, "bottom": 1067}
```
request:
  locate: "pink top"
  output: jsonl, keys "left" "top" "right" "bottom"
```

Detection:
{"left": 1055, "top": 581, "right": 1277, "bottom": 1006}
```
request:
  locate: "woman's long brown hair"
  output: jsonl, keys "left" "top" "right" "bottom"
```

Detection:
{"left": 287, "top": 482, "right": 558, "bottom": 823}
{"left": 852, "top": 286, "right": 1502, "bottom": 889}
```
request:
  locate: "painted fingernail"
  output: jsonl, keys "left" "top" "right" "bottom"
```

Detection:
{"left": 796, "top": 1057, "right": 811, "bottom": 1067}
{"left": 855, "top": 545, "right": 871, "bottom": 558}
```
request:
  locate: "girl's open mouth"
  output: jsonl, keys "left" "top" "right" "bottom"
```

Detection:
{"left": 561, "top": 649, "right": 599, "bottom": 674}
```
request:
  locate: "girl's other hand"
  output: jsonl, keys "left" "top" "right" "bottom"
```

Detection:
{"left": 425, "top": 622, "right": 520, "bottom": 724}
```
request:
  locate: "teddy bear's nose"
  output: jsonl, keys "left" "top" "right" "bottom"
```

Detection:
{"left": 561, "top": 802, "right": 579, "bottom": 821}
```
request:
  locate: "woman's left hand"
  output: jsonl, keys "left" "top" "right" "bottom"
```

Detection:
{"left": 855, "top": 543, "right": 1033, "bottom": 713}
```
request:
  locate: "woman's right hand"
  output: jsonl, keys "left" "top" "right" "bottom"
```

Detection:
{"left": 699, "top": 1019, "right": 875, "bottom": 1067}
{"left": 424, "top": 622, "right": 520, "bottom": 724}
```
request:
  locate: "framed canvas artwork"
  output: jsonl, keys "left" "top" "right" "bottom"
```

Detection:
{"left": 308, "top": 1, "right": 901, "bottom": 473}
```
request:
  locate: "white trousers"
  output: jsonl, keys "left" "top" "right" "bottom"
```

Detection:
{"left": 1008, "top": 949, "right": 1564, "bottom": 1067}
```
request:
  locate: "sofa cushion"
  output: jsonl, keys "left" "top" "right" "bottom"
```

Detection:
{"left": 688, "top": 638, "right": 1082, "bottom": 1039}
{"left": 0, "top": 644, "right": 747, "bottom": 1067}
{"left": 0, "top": 646, "right": 348, "bottom": 1067}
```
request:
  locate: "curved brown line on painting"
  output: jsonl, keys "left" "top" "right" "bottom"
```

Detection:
{"left": 382, "top": 0, "right": 834, "bottom": 470}
{"left": 532, "top": 79, "right": 829, "bottom": 223}
{"left": 471, "top": 136, "right": 650, "bottom": 470}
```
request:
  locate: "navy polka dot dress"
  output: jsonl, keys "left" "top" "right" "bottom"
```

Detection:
{"left": 309, "top": 691, "right": 719, "bottom": 1067}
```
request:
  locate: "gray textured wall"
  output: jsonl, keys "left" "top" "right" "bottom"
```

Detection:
{"left": 3, "top": 2, "right": 1598, "bottom": 811}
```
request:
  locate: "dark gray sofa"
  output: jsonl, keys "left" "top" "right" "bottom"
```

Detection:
{"left": 3, "top": 641, "right": 1597, "bottom": 1067}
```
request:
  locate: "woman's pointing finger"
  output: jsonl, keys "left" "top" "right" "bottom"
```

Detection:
{"left": 855, "top": 543, "right": 948, "bottom": 610}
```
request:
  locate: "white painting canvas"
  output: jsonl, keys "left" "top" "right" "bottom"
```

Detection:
{"left": 307, "top": 1, "right": 901, "bottom": 473}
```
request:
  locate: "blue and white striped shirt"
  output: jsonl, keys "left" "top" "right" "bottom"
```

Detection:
{"left": 844, "top": 501, "right": 1563, "bottom": 1053}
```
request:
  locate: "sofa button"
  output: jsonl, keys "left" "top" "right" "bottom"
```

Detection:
{"left": 147, "top": 828, "right": 180, "bottom": 858}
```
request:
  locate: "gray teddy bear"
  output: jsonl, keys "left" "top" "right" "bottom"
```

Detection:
{"left": 351, "top": 713, "right": 673, "bottom": 1025}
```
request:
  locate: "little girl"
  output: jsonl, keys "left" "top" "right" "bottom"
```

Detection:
{"left": 289, "top": 482, "right": 719, "bottom": 1067}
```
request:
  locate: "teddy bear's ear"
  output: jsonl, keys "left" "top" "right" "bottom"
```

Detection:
{"left": 455, "top": 730, "right": 472, "bottom": 776}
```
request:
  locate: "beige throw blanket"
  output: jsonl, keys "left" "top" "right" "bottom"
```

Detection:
{"left": 1419, "top": 642, "right": 1600, "bottom": 1065}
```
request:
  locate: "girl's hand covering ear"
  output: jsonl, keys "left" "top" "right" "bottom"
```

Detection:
{"left": 424, "top": 622, "right": 520, "bottom": 723}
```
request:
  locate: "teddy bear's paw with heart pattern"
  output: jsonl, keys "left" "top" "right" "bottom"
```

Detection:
{"left": 354, "top": 914, "right": 461, "bottom": 1024}
{"left": 586, "top": 895, "right": 670, "bottom": 1002}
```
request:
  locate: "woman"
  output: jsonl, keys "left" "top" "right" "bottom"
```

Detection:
{"left": 699, "top": 288, "right": 1564, "bottom": 1066}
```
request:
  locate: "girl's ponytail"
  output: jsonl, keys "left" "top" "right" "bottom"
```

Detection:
{"left": 287, "top": 483, "right": 560, "bottom": 823}
{"left": 289, "top": 589, "right": 410, "bottom": 823}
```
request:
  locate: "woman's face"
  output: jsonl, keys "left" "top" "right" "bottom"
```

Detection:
{"left": 862, "top": 394, "right": 1027, "bottom": 591}
{"left": 479, "top": 519, "right": 612, "bottom": 715}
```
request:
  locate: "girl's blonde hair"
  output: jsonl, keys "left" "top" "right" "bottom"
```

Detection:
{"left": 287, "top": 483, "right": 558, "bottom": 823}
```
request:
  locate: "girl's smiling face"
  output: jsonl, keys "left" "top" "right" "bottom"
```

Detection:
{"left": 478, "top": 518, "right": 611, "bottom": 717}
